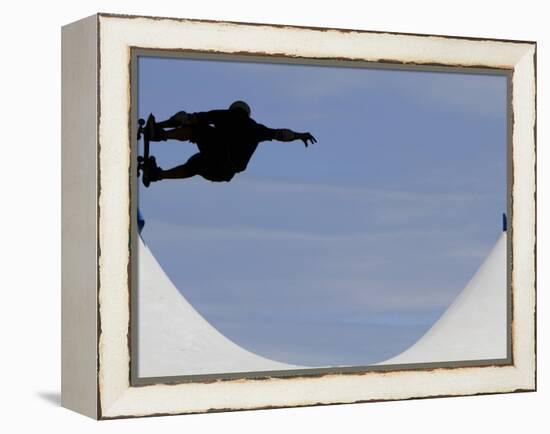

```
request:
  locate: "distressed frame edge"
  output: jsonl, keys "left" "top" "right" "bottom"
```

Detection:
{"left": 95, "top": 11, "right": 537, "bottom": 46}
{"left": 94, "top": 14, "right": 537, "bottom": 419}
{"left": 61, "top": 13, "right": 100, "bottom": 420}
{"left": 129, "top": 48, "right": 514, "bottom": 387}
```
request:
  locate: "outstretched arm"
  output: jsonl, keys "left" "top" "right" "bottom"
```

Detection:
{"left": 272, "top": 128, "right": 317, "bottom": 147}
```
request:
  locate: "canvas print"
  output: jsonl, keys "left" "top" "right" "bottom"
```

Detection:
{"left": 133, "top": 53, "right": 509, "bottom": 381}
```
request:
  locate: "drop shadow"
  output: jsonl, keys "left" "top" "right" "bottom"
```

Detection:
{"left": 37, "top": 391, "right": 61, "bottom": 407}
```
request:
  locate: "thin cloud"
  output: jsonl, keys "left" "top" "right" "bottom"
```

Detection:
{"left": 137, "top": 55, "right": 506, "bottom": 366}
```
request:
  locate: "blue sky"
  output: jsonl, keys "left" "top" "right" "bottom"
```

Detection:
{"left": 137, "top": 55, "right": 507, "bottom": 366}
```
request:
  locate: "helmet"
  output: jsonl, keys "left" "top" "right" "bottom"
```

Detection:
{"left": 229, "top": 100, "right": 251, "bottom": 117}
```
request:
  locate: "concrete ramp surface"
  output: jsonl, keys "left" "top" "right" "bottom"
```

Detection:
{"left": 137, "top": 238, "right": 301, "bottom": 378}
{"left": 137, "top": 234, "right": 507, "bottom": 378}
{"left": 380, "top": 233, "right": 507, "bottom": 365}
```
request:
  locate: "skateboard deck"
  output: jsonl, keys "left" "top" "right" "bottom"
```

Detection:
{"left": 137, "top": 114, "right": 155, "bottom": 187}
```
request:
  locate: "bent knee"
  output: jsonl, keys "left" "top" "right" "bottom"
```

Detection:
{"left": 199, "top": 170, "right": 235, "bottom": 183}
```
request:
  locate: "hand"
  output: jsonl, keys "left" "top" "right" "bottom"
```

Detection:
{"left": 299, "top": 132, "right": 317, "bottom": 147}
{"left": 169, "top": 111, "right": 199, "bottom": 127}
{"left": 169, "top": 111, "right": 189, "bottom": 126}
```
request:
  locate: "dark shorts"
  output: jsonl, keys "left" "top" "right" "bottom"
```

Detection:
{"left": 189, "top": 124, "right": 220, "bottom": 153}
{"left": 187, "top": 124, "right": 236, "bottom": 182}
{"left": 186, "top": 153, "right": 235, "bottom": 182}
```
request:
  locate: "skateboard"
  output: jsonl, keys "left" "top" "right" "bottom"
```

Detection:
{"left": 137, "top": 114, "right": 157, "bottom": 187}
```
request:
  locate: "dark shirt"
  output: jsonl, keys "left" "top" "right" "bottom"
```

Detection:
{"left": 193, "top": 109, "right": 278, "bottom": 173}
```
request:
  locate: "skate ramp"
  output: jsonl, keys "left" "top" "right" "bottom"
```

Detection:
{"left": 138, "top": 232, "right": 507, "bottom": 378}
{"left": 137, "top": 237, "right": 301, "bottom": 378}
{"left": 379, "top": 233, "right": 508, "bottom": 365}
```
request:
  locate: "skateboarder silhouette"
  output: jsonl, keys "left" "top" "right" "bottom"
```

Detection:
{"left": 141, "top": 100, "right": 317, "bottom": 184}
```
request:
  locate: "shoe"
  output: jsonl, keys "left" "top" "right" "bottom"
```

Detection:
{"left": 143, "top": 156, "right": 163, "bottom": 187}
{"left": 149, "top": 157, "right": 163, "bottom": 182}
{"left": 146, "top": 114, "right": 167, "bottom": 142}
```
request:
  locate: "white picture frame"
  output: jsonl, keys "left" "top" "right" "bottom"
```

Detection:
{"left": 61, "top": 13, "right": 536, "bottom": 419}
